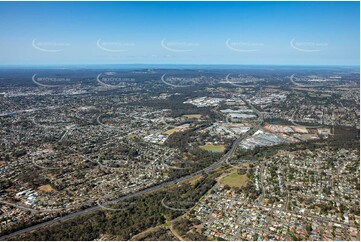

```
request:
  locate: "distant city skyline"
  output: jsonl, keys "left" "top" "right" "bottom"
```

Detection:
{"left": 0, "top": 1, "right": 359, "bottom": 66}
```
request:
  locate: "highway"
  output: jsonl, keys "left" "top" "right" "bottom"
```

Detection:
{"left": 0, "top": 96, "right": 263, "bottom": 240}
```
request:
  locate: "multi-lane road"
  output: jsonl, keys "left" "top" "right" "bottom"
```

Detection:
{"left": 0, "top": 97, "right": 263, "bottom": 240}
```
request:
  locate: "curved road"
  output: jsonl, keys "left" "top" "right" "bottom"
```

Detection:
{"left": 0, "top": 96, "right": 263, "bottom": 240}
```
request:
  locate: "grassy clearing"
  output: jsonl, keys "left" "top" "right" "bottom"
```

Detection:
{"left": 182, "top": 114, "right": 202, "bottom": 119}
{"left": 199, "top": 145, "right": 226, "bottom": 153}
{"left": 163, "top": 124, "right": 190, "bottom": 135}
{"left": 219, "top": 170, "right": 249, "bottom": 188}
{"left": 187, "top": 175, "right": 202, "bottom": 186}
{"left": 38, "top": 184, "right": 55, "bottom": 192}
{"left": 127, "top": 134, "right": 137, "bottom": 139}
{"left": 163, "top": 128, "right": 180, "bottom": 135}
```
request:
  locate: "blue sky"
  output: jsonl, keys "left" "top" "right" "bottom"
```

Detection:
{"left": 0, "top": 1, "right": 359, "bottom": 66}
